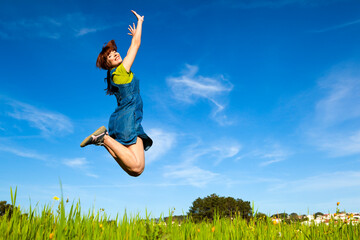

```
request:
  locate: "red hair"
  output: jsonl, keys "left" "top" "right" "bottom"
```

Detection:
{"left": 96, "top": 40, "right": 118, "bottom": 95}
{"left": 96, "top": 40, "right": 117, "bottom": 70}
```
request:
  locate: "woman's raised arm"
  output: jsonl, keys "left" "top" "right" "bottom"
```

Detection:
{"left": 122, "top": 10, "right": 144, "bottom": 73}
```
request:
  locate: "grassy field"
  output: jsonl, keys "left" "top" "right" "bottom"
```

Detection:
{"left": 1, "top": 188, "right": 359, "bottom": 239}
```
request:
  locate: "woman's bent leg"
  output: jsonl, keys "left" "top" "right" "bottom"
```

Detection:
{"left": 103, "top": 135, "right": 145, "bottom": 176}
{"left": 104, "top": 145, "right": 118, "bottom": 160}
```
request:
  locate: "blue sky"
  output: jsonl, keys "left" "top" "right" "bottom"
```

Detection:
{"left": 1, "top": 0, "right": 360, "bottom": 218}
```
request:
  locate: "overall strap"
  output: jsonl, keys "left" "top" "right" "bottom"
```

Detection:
{"left": 109, "top": 68, "right": 117, "bottom": 86}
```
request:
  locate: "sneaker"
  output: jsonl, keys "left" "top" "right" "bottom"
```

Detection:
{"left": 80, "top": 126, "right": 108, "bottom": 147}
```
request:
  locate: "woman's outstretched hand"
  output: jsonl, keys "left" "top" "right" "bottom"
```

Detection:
{"left": 128, "top": 23, "right": 136, "bottom": 36}
{"left": 123, "top": 10, "right": 143, "bottom": 72}
{"left": 131, "top": 10, "right": 144, "bottom": 22}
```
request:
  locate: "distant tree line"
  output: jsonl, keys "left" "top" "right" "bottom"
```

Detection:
{"left": 0, "top": 195, "right": 328, "bottom": 224}
{"left": 171, "top": 194, "right": 317, "bottom": 223}
{"left": 187, "top": 193, "right": 252, "bottom": 222}
{"left": 0, "top": 201, "right": 15, "bottom": 218}
{"left": 270, "top": 213, "right": 312, "bottom": 223}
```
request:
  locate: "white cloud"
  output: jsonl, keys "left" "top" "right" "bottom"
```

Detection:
{"left": 239, "top": 0, "right": 343, "bottom": 8}
{"left": 0, "top": 145, "right": 50, "bottom": 161}
{"left": 229, "top": 0, "right": 303, "bottom": 8}
{"left": 85, "top": 173, "right": 99, "bottom": 178}
{"left": 63, "top": 157, "right": 88, "bottom": 168}
{"left": 62, "top": 157, "right": 98, "bottom": 178}
{"left": 161, "top": 137, "right": 241, "bottom": 187}
{"left": 0, "top": 144, "right": 98, "bottom": 178}
{"left": 311, "top": 131, "right": 360, "bottom": 157}
{"left": 191, "top": 0, "right": 343, "bottom": 10}
{"left": 209, "top": 143, "right": 242, "bottom": 165}
{"left": 315, "top": 69, "right": 360, "bottom": 127}
{"left": 258, "top": 147, "right": 289, "bottom": 167}
{"left": 167, "top": 64, "right": 234, "bottom": 125}
{"left": 270, "top": 171, "right": 360, "bottom": 192}
{"left": 312, "top": 19, "right": 360, "bottom": 33}
{"left": 304, "top": 64, "right": 360, "bottom": 157}
{"left": 146, "top": 128, "right": 176, "bottom": 164}
{"left": 0, "top": 13, "right": 116, "bottom": 39}
{"left": 237, "top": 142, "right": 290, "bottom": 167}
{"left": 259, "top": 158, "right": 283, "bottom": 167}
{"left": 75, "top": 28, "right": 98, "bottom": 37}
{"left": 163, "top": 165, "right": 220, "bottom": 187}
{"left": 6, "top": 100, "right": 73, "bottom": 137}
{"left": 178, "top": 138, "right": 242, "bottom": 165}
{"left": 167, "top": 65, "right": 232, "bottom": 102}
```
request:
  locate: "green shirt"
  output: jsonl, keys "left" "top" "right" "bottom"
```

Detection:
{"left": 111, "top": 63, "right": 134, "bottom": 84}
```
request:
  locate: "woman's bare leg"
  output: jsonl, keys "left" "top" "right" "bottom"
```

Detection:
{"left": 103, "top": 135, "right": 145, "bottom": 177}
{"left": 104, "top": 145, "right": 118, "bottom": 160}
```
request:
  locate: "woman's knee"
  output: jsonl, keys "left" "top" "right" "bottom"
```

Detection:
{"left": 127, "top": 164, "right": 144, "bottom": 177}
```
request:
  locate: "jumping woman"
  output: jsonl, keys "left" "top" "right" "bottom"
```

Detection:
{"left": 80, "top": 10, "right": 152, "bottom": 177}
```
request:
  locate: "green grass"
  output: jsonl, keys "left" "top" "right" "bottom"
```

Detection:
{"left": 1, "top": 188, "right": 359, "bottom": 239}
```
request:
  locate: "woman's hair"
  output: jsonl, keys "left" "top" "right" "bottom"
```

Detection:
{"left": 96, "top": 40, "right": 118, "bottom": 95}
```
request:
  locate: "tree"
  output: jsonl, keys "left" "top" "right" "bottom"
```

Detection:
{"left": 289, "top": 213, "right": 299, "bottom": 221}
{"left": 314, "top": 212, "right": 324, "bottom": 219}
{"left": 254, "top": 212, "right": 268, "bottom": 221}
{"left": 188, "top": 193, "right": 252, "bottom": 222}
{"left": 164, "top": 215, "right": 187, "bottom": 223}
{"left": 271, "top": 213, "right": 288, "bottom": 219}
{"left": 0, "top": 201, "right": 14, "bottom": 218}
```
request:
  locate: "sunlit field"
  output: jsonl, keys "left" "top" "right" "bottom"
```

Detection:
{"left": 1, "top": 188, "right": 359, "bottom": 240}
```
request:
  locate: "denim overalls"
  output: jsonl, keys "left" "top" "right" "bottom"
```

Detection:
{"left": 108, "top": 69, "right": 153, "bottom": 151}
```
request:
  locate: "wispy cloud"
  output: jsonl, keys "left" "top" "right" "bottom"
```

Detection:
{"left": 315, "top": 68, "right": 360, "bottom": 127}
{"left": 258, "top": 147, "right": 290, "bottom": 167}
{"left": 270, "top": 171, "right": 360, "bottom": 192}
{"left": 312, "top": 19, "right": 360, "bottom": 33}
{"left": 237, "top": 142, "right": 290, "bottom": 167}
{"left": 0, "top": 13, "right": 116, "bottom": 39}
{"left": 233, "top": 0, "right": 345, "bottom": 8}
{"left": 75, "top": 28, "right": 98, "bottom": 37}
{"left": 205, "top": 143, "right": 242, "bottom": 165}
{"left": 163, "top": 165, "right": 220, "bottom": 187}
{"left": 0, "top": 143, "right": 98, "bottom": 178}
{"left": 6, "top": 100, "right": 73, "bottom": 137}
{"left": 308, "top": 130, "right": 360, "bottom": 157}
{"left": 63, "top": 157, "right": 88, "bottom": 168}
{"left": 259, "top": 158, "right": 283, "bottom": 167}
{"left": 185, "top": 0, "right": 344, "bottom": 12}
{"left": 227, "top": 0, "right": 308, "bottom": 8}
{"left": 162, "top": 137, "right": 241, "bottom": 187}
{"left": 63, "top": 157, "right": 98, "bottom": 178}
{"left": 304, "top": 64, "right": 360, "bottom": 157}
{"left": 167, "top": 64, "right": 234, "bottom": 125}
{"left": 146, "top": 128, "right": 176, "bottom": 164}
{"left": 0, "top": 145, "right": 50, "bottom": 162}
{"left": 178, "top": 138, "right": 242, "bottom": 166}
